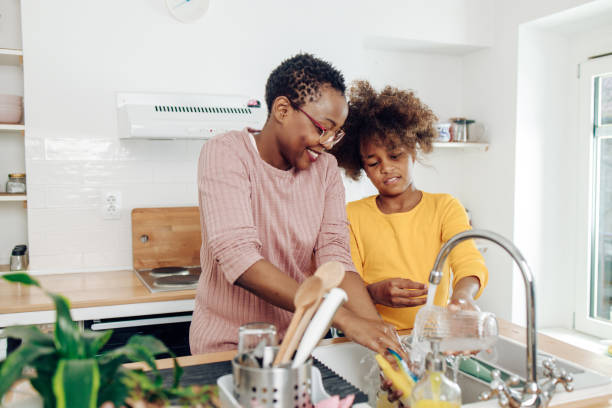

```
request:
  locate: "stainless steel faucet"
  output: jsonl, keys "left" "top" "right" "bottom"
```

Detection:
{"left": 428, "top": 229, "right": 573, "bottom": 408}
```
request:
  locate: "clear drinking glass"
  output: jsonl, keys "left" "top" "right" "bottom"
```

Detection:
{"left": 237, "top": 322, "right": 277, "bottom": 355}
{"left": 411, "top": 305, "right": 498, "bottom": 354}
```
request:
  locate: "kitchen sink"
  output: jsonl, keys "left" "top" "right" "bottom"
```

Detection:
{"left": 312, "top": 335, "right": 612, "bottom": 406}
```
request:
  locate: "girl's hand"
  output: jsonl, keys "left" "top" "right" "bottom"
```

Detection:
{"left": 367, "top": 278, "right": 427, "bottom": 308}
{"left": 448, "top": 293, "right": 480, "bottom": 312}
{"left": 448, "top": 276, "right": 481, "bottom": 312}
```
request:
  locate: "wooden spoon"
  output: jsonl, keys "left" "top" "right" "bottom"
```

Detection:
{"left": 273, "top": 275, "right": 324, "bottom": 366}
{"left": 315, "top": 261, "right": 345, "bottom": 292}
{"left": 276, "top": 261, "right": 346, "bottom": 365}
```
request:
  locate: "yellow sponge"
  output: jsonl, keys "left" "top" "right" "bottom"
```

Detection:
{"left": 375, "top": 354, "right": 415, "bottom": 400}
{"left": 608, "top": 345, "right": 612, "bottom": 357}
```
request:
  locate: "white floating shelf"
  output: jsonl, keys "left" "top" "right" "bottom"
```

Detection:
{"left": 433, "top": 142, "right": 489, "bottom": 152}
{"left": 363, "top": 36, "right": 489, "bottom": 56}
{"left": 0, "top": 124, "right": 25, "bottom": 132}
{"left": 0, "top": 194, "right": 27, "bottom": 202}
{"left": 0, "top": 48, "right": 23, "bottom": 66}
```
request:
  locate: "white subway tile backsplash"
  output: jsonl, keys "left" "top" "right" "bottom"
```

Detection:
{"left": 28, "top": 134, "right": 206, "bottom": 271}
{"left": 82, "top": 250, "right": 132, "bottom": 270}
{"left": 152, "top": 161, "right": 198, "bottom": 184}
{"left": 28, "top": 253, "right": 84, "bottom": 272}
{"left": 45, "top": 138, "right": 116, "bottom": 161}
{"left": 82, "top": 161, "right": 153, "bottom": 184}
{"left": 79, "top": 227, "right": 121, "bottom": 253}
{"left": 117, "top": 228, "right": 132, "bottom": 254}
{"left": 25, "top": 138, "right": 45, "bottom": 160}
{"left": 46, "top": 185, "right": 100, "bottom": 208}
{"left": 186, "top": 139, "right": 207, "bottom": 162}
{"left": 27, "top": 161, "right": 83, "bottom": 185}
{"left": 25, "top": 185, "right": 46, "bottom": 208}
{"left": 115, "top": 139, "right": 188, "bottom": 161}
{"left": 187, "top": 183, "right": 199, "bottom": 203}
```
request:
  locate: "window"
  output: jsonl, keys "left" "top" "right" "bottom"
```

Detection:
{"left": 576, "top": 55, "right": 612, "bottom": 337}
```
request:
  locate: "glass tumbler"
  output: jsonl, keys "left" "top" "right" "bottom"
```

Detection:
{"left": 411, "top": 305, "right": 498, "bottom": 354}
{"left": 237, "top": 322, "right": 277, "bottom": 355}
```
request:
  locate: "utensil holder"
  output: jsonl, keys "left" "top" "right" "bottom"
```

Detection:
{"left": 232, "top": 354, "right": 314, "bottom": 407}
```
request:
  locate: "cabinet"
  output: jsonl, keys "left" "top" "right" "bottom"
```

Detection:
{"left": 0, "top": 0, "right": 28, "bottom": 267}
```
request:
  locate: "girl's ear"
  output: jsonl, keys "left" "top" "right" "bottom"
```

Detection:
{"left": 271, "top": 96, "right": 291, "bottom": 124}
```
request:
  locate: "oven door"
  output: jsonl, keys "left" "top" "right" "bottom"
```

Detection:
{"left": 84, "top": 312, "right": 193, "bottom": 357}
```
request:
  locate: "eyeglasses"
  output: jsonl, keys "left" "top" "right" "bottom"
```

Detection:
{"left": 294, "top": 105, "right": 345, "bottom": 148}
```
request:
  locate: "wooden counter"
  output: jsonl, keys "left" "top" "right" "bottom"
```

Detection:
{"left": 0, "top": 270, "right": 197, "bottom": 327}
{"left": 0, "top": 269, "right": 195, "bottom": 314}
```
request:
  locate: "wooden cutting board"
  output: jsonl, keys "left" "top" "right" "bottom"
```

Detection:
{"left": 131, "top": 207, "right": 202, "bottom": 270}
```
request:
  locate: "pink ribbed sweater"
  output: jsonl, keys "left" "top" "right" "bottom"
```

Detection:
{"left": 189, "top": 129, "right": 355, "bottom": 354}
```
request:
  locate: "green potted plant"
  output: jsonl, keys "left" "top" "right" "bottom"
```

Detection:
{"left": 0, "top": 273, "right": 219, "bottom": 408}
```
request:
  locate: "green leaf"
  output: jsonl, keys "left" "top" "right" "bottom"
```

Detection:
{"left": 28, "top": 343, "right": 60, "bottom": 408}
{"left": 2, "top": 325, "right": 55, "bottom": 346}
{"left": 81, "top": 329, "right": 112, "bottom": 357}
{"left": 1, "top": 273, "right": 41, "bottom": 287}
{"left": 31, "top": 374, "right": 56, "bottom": 408}
{"left": 126, "top": 334, "right": 169, "bottom": 356}
{"left": 47, "top": 292, "right": 82, "bottom": 358}
{"left": 172, "top": 355, "right": 183, "bottom": 389}
{"left": 52, "top": 359, "right": 100, "bottom": 408}
{"left": 0, "top": 342, "right": 56, "bottom": 399}
{"left": 96, "top": 368, "right": 130, "bottom": 408}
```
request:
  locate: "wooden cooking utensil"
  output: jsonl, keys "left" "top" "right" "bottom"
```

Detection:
{"left": 275, "top": 261, "right": 345, "bottom": 365}
{"left": 314, "top": 261, "right": 345, "bottom": 291}
{"left": 273, "top": 275, "right": 324, "bottom": 366}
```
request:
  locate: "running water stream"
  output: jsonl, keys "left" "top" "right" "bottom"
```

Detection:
{"left": 426, "top": 283, "right": 438, "bottom": 306}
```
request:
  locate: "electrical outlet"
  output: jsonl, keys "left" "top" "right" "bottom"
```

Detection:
{"left": 102, "top": 191, "right": 122, "bottom": 220}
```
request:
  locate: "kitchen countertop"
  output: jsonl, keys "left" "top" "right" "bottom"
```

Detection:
{"left": 2, "top": 269, "right": 611, "bottom": 405}
{"left": 130, "top": 320, "right": 612, "bottom": 377}
{"left": 0, "top": 269, "right": 196, "bottom": 326}
{"left": 125, "top": 320, "right": 612, "bottom": 407}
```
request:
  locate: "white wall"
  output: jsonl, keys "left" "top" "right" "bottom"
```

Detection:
{"left": 515, "top": 27, "right": 574, "bottom": 328}
{"left": 13, "top": 0, "right": 612, "bottom": 333}
{"left": 475, "top": 0, "right": 612, "bottom": 327}
{"left": 457, "top": 0, "right": 602, "bottom": 323}
{"left": 18, "top": 0, "right": 493, "bottom": 272}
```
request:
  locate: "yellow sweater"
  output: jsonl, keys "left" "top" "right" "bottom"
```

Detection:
{"left": 347, "top": 192, "right": 488, "bottom": 330}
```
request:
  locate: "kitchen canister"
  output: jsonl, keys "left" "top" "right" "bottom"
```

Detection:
{"left": 231, "top": 354, "right": 314, "bottom": 407}
{"left": 6, "top": 173, "right": 26, "bottom": 194}
{"left": 434, "top": 123, "right": 451, "bottom": 142}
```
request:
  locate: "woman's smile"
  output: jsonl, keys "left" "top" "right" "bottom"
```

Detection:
{"left": 306, "top": 147, "right": 321, "bottom": 162}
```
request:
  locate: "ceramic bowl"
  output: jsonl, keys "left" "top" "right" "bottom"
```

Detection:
{"left": 0, "top": 94, "right": 22, "bottom": 105}
{"left": 0, "top": 106, "right": 23, "bottom": 124}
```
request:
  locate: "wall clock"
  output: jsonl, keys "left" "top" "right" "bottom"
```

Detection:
{"left": 166, "top": 0, "right": 210, "bottom": 23}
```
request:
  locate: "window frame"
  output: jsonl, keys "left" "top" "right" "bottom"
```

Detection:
{"left": 575, "top": 55, "right": 612, "bottom": 338}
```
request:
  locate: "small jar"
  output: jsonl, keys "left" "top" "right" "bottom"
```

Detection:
{"left": 6, "top": 173, "right": 26, "bottom": 194}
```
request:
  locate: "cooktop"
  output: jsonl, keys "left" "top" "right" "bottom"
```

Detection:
{"left": 135, "top": 266, "right": 201, "bottom": 293}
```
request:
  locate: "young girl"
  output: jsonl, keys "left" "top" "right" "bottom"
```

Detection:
{"left": 332, "top": 80, "right": 488, "bottom": 331}
{"left": 189, "top": 55, "right": 403, "bottom": 358}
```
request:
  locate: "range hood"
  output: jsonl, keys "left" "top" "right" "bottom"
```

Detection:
{"left": 116, "top": 92, "right": 266, "bottom": 139}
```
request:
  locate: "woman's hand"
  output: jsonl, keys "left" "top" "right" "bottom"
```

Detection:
{"left": 335, "top": 310, "right": 408, "bottom": 363}
{"left": 367, "top": 278, "right": 428, "bottom": 308}
{"left": 380, "top": 376, "right": 408, "bottom": 407}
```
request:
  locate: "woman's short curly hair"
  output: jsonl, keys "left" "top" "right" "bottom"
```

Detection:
{"left": 331, "top": 80, "right": 437, "bottom": 180}
{"left": 265, "top": 53, "right": 346, "bottom": 114}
